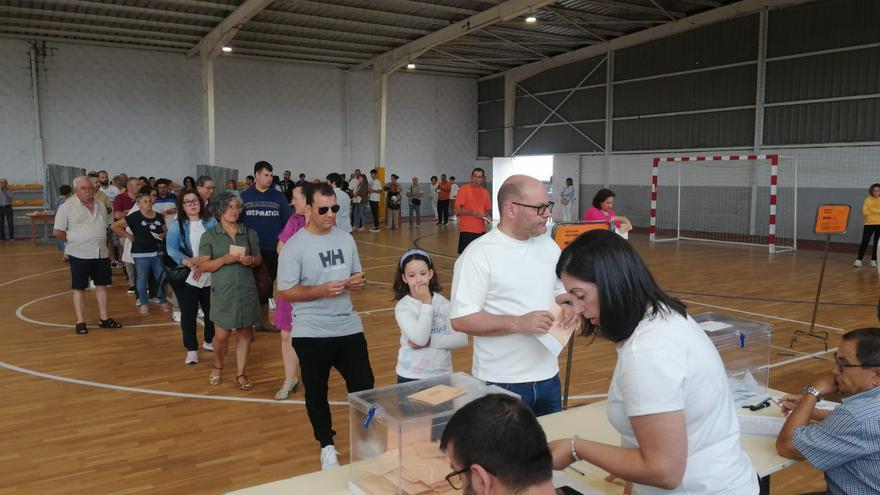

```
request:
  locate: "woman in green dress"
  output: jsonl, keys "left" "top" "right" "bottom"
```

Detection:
{"left": 197, "top": 192, "right": 261, "bottom": 390}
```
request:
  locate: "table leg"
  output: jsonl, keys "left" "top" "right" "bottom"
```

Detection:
{"left": 759, "top": 474, "right": 770, "bottom": 495}
{"left": 30, "top": 217, "right": 37, "bottom": 242}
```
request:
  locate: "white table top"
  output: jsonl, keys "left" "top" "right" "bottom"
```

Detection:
{"left": 229, "top": 395, "right": 798, "bottom": 495}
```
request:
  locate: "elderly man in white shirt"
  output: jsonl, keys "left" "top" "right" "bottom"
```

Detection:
{"left": 53, "top": 176, "right": 123, "bottom": 335}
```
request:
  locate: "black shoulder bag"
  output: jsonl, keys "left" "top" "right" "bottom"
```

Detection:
{"left": 163, "top": 218, "right": 192, "bottom": 288}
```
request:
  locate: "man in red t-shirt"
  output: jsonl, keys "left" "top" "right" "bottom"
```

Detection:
{"left": 453, "top": 167, "right": 491, "bottom": 254}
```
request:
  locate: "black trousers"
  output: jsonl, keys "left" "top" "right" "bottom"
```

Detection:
{"left": 293, "top": 333, "right": 374, "bottom": 447}
{"left": 856, "top": 224, "right": 880, "bottom": 261}
{"left": 177, "top": 283, "right": 214, "bottom": 351}
{"left": 259, "top": 249, "right": 279, "bottom": 304}
{"left": 437, "top": 199, "right": 450, "bottom": 224}
{"left": 457, "top": 231, "right": 484, "bottom": 254}
{"left": 0, "top": 205, "right": 13, "bottom": 239}
{"left": 369, "top": 201, "right": 380, "bottom": 229}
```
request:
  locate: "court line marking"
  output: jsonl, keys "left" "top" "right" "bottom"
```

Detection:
{"left": 0, "top": 267, "right": 68, "bottom": 287}
{"left": 0, "top": 360, "right": 348, "bottom": 406}
{"left": 681, "top": 299, "right": 845, "bottom": 333}
{"left": 671, "top": 290, "right": 876, "bottom": 308}
{"left": 15, "top": 288, "right": 178, "bottom": 329}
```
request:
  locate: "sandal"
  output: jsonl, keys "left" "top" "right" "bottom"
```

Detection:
{"left": 209, "top": 366, "right": 223, "bottom": 386}
{"left": 75, "top": 322, "right": 88, "bottom": 335}
{"left": 236, "top": 374, "right": 253, "bottom": 391}
{"left": 98, "top": 318, "right": 123, "bottom": 329}
{"left": 274, "top": 379, "right": 299, "bottom": 400}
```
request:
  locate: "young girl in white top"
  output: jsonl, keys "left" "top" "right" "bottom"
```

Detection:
{"left": 393, "top": 249, "right": 468, "bottom": 383}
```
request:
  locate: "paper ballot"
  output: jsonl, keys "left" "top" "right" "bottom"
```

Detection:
{"left": 699, "top": 320, "right": 732, "bottom": 333}
{"left": 228, "top": 244, "right": 246, "bottom": 257}
{"left": 536, "top": 303, "right": 576, "bottom": 357}
{"left": 737, "top": 415, "right": 786, "bottom": 437}
{"left": 186, "top": 270, "right": 210, "bottom": 288}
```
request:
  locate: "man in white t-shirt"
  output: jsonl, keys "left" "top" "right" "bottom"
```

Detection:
{"left": 449, "top": 176, "right": 459, "bottom": 222}
{"left": 368, "top": 168, "right": 383, "bottom": 232}
{"left": 326, "top": 173, "right": 351, "bottom": 234}
{"left": 450, "top": 175, "right": 574, "bottom": 416}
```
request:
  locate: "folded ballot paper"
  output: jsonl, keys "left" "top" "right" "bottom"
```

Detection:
{"left": 536, "top": 303, "right": 577, "bottom": 357}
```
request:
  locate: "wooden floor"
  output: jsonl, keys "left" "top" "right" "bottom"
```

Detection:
{"left": 1, "top": 225, "right": 878, "bottom": 494}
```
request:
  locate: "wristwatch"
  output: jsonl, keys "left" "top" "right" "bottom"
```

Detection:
{"left": 802, "top": 385, "right": 824, "bottom": 402}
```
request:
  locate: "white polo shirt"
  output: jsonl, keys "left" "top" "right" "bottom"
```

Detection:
{"left": 450, "top": 227, "right": 564, "bottom": 383}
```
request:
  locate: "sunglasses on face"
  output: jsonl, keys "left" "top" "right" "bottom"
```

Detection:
{"left": 317, "top": 205, "right": 340, "bottom": 215}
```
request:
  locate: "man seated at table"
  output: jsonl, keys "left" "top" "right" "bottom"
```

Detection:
{"left": 440, "top": 394, "right": 555, "bottom": 495}
{"left": 776, "top": 327, "right": 880, "bottom": 495}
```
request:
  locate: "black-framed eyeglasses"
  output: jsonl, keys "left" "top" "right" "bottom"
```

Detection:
{"left": 445, "top": 467, "right": 471, "bottom": 490}
{"left": 511, "top": 201, "right": 554, "bottom": 216}
{"left": 833, "top": 353, "right": 879, "bottom": 372}
{"left": 182, "top": 200, "right": 200, "bottom": 206}
{"left": 317, "top": 205, "right": 341, "bottom": 215}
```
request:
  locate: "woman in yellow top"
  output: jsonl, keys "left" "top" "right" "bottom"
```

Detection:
{"left": 855, "top": 183, "right": 880, "bottom": 268}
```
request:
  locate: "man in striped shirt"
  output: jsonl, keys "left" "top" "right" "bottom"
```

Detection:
{"left": 776, "top": 327, "right": 880, "bottom": 495}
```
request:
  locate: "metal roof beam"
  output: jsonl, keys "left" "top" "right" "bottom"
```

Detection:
{"left": 238, "top": 31, "right": 389, "bottom": 54}
{"left": 187, "top": 0, "right": 273, "bottom": 59}
{"left": 0, "top": 6, "right": 212, "bottom": 33}
{"left": 427, "top": 48, "right": 509, "bottom": 72}
{"left": 233, "top": 47, "right": 365, "bottom": 64}
{"left": 579, "top": 0, "right": 684, "bottom": 18}
{"left": 0, "top": 32, "right": 186, "bottom": 54}
{"left": 351, "top": 0, "right": 556, "bottom": 73}
{"left": 245, "top": 21, "right": 409, "bottom": 45}
{"left": 0, "top": 17, "right": 203, "bottom": 42}
{"left": 544, "top": 7, "right": 607, "bottom": 41}
{"left": 275, "top": 0, "right": 452, "bottom": 28}
{"left": 367, "top": 0, "right": 478, "bottom": 16}
{"left": 489, "top": 25, "right": 585, "bottom": 42}
{"left": 39, "top": 0, "right": 224, "bottom": 23}
{"left": 233, "top": 40, "right": 373, "bottom": 60}
{"left": 483, "top": 29, "right": 550, "bottom": 59}
{"left": 0, "top": 25, "right": 192, "bottom": 48}
{"left": 253, "top": 10, "right": 428, "bottom": 37}
{"left": 546, "top": 5, "right": 656, "bottom": 24}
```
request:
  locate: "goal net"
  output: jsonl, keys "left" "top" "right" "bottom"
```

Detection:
{"left": 649, "top": 154, "right": 797, "bottom": 253}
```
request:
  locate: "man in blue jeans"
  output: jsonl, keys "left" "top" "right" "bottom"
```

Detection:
{"left": 450, "top": 175, "right": 576, "bottom": 416}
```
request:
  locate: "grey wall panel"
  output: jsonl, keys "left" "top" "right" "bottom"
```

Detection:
{"left": 614, "top": 65, "right": 756, "bottom": 117}
{"left": 514, "top": 123, "right": 604, "bottom": 155}
{"left": 478, "top": 100, "right": 505, "bottom": 130}
{"left": 768, "top": 0, "right": 880, "bottom": 58}
{"left": 613, "top": 109, "right": 754, "bottom": 151}
{"left": 615, "top": 15, "right": 758, "bottom": 81}
{"left": 478, "top": 77, "right": 504, "bottom": 102}
{"left": 765, "top": 46, "right": 880, "bottom": 103}
{"left": 514, "top": 87, "right": 606, "bottom": 126}
{"left": 518, "top": 56, "right": 607, "bottom": 94}
{"left": 478, "top": 130, "right": 504, "bottom": 158}
{"left": 764, "top": 98, "right": 880, "bottom": 145}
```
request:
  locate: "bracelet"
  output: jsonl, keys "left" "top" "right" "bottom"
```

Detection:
{"left": 570, "top": 435, "right": 581, "bottom": 463}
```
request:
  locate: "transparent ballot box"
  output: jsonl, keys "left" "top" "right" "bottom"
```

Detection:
{"left": 692, "top": 312, "right": 773, "bottom": 407}
{"left": 348, "top": 373, "right": 511, "bottom": 495}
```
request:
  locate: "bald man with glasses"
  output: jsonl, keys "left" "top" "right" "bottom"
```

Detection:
{"left": 776, "top": 327, "right": 880, "bottom": 495}
{"left": 450, "top": 175, "right": 576, "bottom": 417}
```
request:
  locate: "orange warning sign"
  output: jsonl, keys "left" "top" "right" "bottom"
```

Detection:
{"left": 814, "top": 205, "right": 850, "bottom": 235}
{"left": 552, "top": 221, "right": 609, "bottom": 250}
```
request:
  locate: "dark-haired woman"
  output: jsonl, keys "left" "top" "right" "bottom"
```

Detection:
{"left": 166, "top": 188, "right": 216, "bottom": 365}
{"left": 549, "top": 230, "right": 757, "bottom": 494}
{"left": 583, "top": 188, "right": 632, "bottom": 238}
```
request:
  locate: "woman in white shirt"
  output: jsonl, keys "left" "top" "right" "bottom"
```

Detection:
{"left": 550, "top": 229, "right": 758, "bottom": 495}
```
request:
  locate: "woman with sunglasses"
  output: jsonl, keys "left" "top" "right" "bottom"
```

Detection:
{"left": 549, "top": 230, "right": 757, "bottom": 494}
{"left": 166, "top": 188, "right": 216, "bottom": 365}
{"left": 196, "top": 192, "right": 262, "bottom": 390}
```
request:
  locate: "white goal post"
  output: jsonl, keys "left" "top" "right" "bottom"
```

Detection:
{"left": 649, "top": 154, "right": 797, "bottom": 254}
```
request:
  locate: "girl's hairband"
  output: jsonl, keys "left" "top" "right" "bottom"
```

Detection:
{"left": 399, "top": 249, "right": 430, "bottom": 269}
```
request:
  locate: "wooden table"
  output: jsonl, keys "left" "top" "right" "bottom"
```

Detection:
{"left": 228, "top": 396, "right": 799, "bottom": 495}
{"left": 26, "top": 211, "right": 55, "bottom": 243}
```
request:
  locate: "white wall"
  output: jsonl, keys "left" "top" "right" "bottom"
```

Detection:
{"left": 0, "top": 38, "right": 480, "bottom": 185}
{"left": 0, "top": 39, "right": 39, "bottom": 183}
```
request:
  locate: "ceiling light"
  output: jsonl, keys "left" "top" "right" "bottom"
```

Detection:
{"left": 406, "top": 62, "right": 416, "bottom": 70}
{"left": 525, "top": 14, "right": 537, "bottom": 23}
{"left": 221, "top": 46, "right": 232, "bottom": 53}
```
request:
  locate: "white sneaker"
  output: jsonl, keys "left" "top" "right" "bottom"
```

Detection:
{"left": 268, "top": 298, "right": 276, "bottom": 310}
{"left": 197, "top": 308, "right": 204, "bottom": 318}
{"left": 202, "top": 341, "right": 214, "bottom": 352}
{"left": 854, "top": 259, "right": 862, "bottom": 267}
{"left": 171, "top": 311, "right": 181, "bottom": 323}
{"left": 871, "top": 260, "right": 877, "bottom": 268}
{"left": 149, "top": 297, "right": 161, "bottom": 304}
{"left": 184, "top": 351, "right": 199, "bottom": 365}
{"left": 88, "top": 280, "right": 96, "bottom": 289}
{"left": 320, "top": 445, "right": 340, "bottom": 470}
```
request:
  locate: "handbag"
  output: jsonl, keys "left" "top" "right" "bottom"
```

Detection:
{"left": 163, "top": 218, "right": 191, "bottom": 288}
{"left": 560, "top": 197, "right": 570, "bottom": 206}
{"left": 411, "top": 186, "right": 421, "bottom": 206}
{"left": 253, "top": 261, "right": 273, "bottom": 301}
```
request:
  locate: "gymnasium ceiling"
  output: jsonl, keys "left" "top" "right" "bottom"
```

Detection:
{"left": 0, "top": 0, "right": 738, "bottom": 77}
